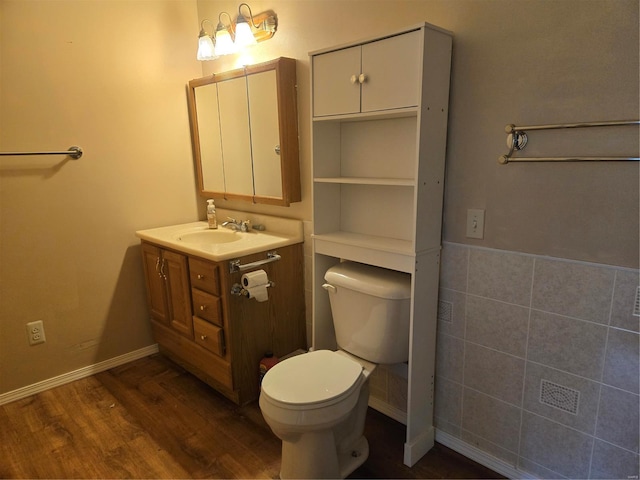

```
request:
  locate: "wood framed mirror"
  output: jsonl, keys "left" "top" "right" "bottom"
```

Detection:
{"left": 187, "top": 57, "right": 301, "bottom": 206}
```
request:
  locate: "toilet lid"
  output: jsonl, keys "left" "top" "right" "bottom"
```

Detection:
{"left": 261, "top": 350, "right": 363, "bottom": 406}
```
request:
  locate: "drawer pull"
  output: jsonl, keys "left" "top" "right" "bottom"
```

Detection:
{"left": 197, "top": 274, "right": 205, "bottom": 280}
{"left": 201, "top": 335, "right": 207, "bottom": 340}
{"left": 200, "top": 305, "right": 207, "bottom": 311}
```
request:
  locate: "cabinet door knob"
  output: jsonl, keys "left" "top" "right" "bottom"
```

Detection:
{"left": 358, "top": 73, "right": 367, "bottom": 84}
{"left": 201, "top": 335, "right": 207, "bottom": 340}
{"left": 197, "top": 274, "right": 205, "bottom": 280}
{"left": 350, "top": 74, "right": 358, "bottom": 84}
{"left": 200, "top": 305, "right": 207, "bottom": 311}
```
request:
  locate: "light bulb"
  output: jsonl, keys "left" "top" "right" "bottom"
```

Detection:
{"left": 214, "top": 25, "right": 236, "bottom": 56}
{"left": 234, "top": 16, "right": 257, "bottom": 48}
{"left": 197, "top": 34, "right": 215, "bottom": 61}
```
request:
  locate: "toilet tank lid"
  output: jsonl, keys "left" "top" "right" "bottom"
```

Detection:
{"left": 324, "top": 262, "right": 411, "bottom": 300}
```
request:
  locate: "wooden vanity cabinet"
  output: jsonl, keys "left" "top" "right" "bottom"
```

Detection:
{"left": 140, "top": 241, "right": 306, "bottom": 405}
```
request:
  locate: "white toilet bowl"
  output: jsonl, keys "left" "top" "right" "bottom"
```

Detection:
{"left": 259, "top": 349, "right": 376, "bottom": 479}
{"left": 260, "top": 261, "right": 412, "bottom": 479}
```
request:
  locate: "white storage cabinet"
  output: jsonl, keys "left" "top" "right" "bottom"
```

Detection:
{"left": 310, "top": 23, "right": 453, "bottom": 467}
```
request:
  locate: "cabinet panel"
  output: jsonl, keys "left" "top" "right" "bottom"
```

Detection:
{"left": 194, "top": 317, "right": 225, "bottom": 356}
{"left": 361, "top": 31, "right": 421, "bottom": 112}
{"left": 248, "top": 70, "right": 283, "bottom": 198}
{"left": 313, "top": 45, "right": 361, "bottom": 117}
{"left": 191, "top": 288, "right": 223, "bottom": 327}
{"left": 189, "top": 257, "right": 220, "bottom": 295}
{"left": 141, "top": 243, "right": 168, "bottom": 323}
{"left": 152, "top": 319, "right": 233, "bottom": 390}
{"left": 193, "top": 83, "right": 225, "bottom": 193}
{"left": 162, "top": 249, "right": 193, "bottom": 338}
{"left": 339, "top": 184, "right": 415, "bottom": 241}
{"left": 218, "top": 76, "right": 253, "bottom": 196}
{"left": 340, "top": 117, "right": 417, "bottom": 179}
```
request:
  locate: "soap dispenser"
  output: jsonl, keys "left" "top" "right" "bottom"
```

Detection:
{"left": 206, "top": 199, "right": 217, "bottom": 229}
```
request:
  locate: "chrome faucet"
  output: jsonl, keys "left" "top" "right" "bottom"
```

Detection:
{"left": 221, "top": 217, "right": 251, "bottom": 232}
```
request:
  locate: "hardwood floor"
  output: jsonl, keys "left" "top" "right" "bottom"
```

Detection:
{"left": 0, "top": 354, "right": 503, "bottom": 479}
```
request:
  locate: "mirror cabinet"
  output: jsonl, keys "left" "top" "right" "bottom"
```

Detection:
{"left": 187, "top": 57, "right": 301, "bottom": 206}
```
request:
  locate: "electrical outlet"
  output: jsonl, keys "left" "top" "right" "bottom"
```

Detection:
{"left": 466, "top": 209, "right": 485, "bottom": 239}
{"left": 26, "top": 320, "right": 46, "bottom": 346}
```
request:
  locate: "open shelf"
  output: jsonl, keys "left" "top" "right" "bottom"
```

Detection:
{"left": 312, "top": 106, "right": 419, "bottom": 123}
{"left": 314, "top": 177, "right": 415, "bottom": 186}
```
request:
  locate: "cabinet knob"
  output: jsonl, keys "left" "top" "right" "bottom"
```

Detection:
{"left": 197, "top": 274, "right": 205, "bottom": 280}
{"left": 200, "top": 305, "right": 207, "bottom": 311}
{"left": 201, "top": 335, "right": 207, "bottom": 340}
{"left": 358, "top": 73, "right": 367, "bottom": 84}
{"left": 350, "top": 74, "right": 358, "bottom": 84}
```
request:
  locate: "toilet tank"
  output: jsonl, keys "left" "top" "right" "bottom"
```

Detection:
{"left": 323, "top": 262, "right": 411, "bottom": 364}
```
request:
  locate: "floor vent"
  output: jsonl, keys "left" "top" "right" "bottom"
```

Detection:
{"left": 438, "top": 300, "right": 453, "bottom": 323}
{"left": 634, "top": 286, "right": 640, "bottom": 317}
{"left": 539, "top": 379, "right": 580, "bottom": 415}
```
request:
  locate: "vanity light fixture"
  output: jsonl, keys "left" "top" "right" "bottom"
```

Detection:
{"left": 196, "top": 3, "right": 277, "bottom": 60}
{"left": 197, "top": 19, "right": 216, "bottom": 61}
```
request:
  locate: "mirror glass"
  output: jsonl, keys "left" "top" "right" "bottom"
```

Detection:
{"left": 187, "top": 57, "right": 300, "bottom": 206}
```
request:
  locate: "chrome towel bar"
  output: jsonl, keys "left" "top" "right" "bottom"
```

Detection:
{"left": 0, "top": 146, "right": 83, "bottom": 159}
{"left": 499, "top": 120, "right": 639, "bottom": 164}
{"left": 229, "top": 251, "right": 281, "bottom": 273}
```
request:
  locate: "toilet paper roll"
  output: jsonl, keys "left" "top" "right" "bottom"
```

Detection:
{"left": 245, "top": 284, "right": 269, "bottom": 302}
{"left": 242, "top": 270, "right": 269, "bottom": 288}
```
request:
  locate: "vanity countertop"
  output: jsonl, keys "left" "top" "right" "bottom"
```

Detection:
{"left": 136, "top": 208, "right": 304, "bottom": 262}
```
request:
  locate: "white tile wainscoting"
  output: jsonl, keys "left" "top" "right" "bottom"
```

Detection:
{"left": 431, "top": 242, "right": 639, "bottom": 479}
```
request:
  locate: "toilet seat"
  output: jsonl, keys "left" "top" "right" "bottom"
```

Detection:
{"left": 261, "top": 350, "right": 363, "bottom": 409}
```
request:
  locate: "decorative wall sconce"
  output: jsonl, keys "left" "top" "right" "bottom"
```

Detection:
{"left": 197, "top": 3, "right": 277, "bottom": 61}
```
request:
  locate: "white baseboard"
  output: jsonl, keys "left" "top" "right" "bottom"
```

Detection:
{"left": 0, "top": 344, "right": 159, "bottom": 406}
{"left": 366, "top": 399, "right": 536, "bottom": 479}
{"left": 435, "top": 430, "right": 537, "bottom": 479}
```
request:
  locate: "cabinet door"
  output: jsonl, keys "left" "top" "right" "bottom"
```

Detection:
{"left": 141, "top": 243, "right": 168, "bottom": 323}
{"left": 361, "top": 30, "right": 421, "bottom": 112}
{"left": 313, "top": 45, "right": 361, "bottom": 117}
{"left": 248, "top": 70, "right": 283, "bottom": 199}
{"left": 162, "top": 249, "right": 193, "bottom": 338}
{"left": 218, "top": 76, "right": 253, "bottom": 196}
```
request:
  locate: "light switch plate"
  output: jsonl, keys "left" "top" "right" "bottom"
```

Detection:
{"left": 466, "top": 209, "right": 485, "bottom": 239}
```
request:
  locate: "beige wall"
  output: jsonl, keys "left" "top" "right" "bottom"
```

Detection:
{"left": 199, "top": 0, "right": 639, "bottom": 268}
{"left": 1, "top": 0, "right": 637, "bottom": 394}
{"left": 0, "top": 0, "right": 202, "bottom": 393}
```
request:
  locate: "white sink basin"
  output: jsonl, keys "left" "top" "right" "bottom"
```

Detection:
{"left": 135, "top": 209, "right": 304, "bottom": 262}
{"left": 175, "top": 228, "right": 242, "bottom": 245}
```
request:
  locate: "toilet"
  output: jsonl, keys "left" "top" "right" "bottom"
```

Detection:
{"left": 259, "top": 261, "right": 411, "bottom": 479}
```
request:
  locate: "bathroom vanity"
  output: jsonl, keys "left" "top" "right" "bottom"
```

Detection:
{"left": 136, "top": 210, "right": 306, "bottom": 405}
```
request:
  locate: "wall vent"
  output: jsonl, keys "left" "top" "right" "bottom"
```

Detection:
{"left": 437, "top": 300, "right": 453, "bottom": 323}
{"left": 633, "top": 286, "right": 640, "bottom": 317}
{"left": 539, "top": 379, "right": 580, "bottom": 415}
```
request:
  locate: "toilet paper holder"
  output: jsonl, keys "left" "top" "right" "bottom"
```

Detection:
{"left": 231, "top": 281, "right": 275, "bottom": 298}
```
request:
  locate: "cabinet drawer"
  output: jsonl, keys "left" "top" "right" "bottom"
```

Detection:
{"left": 193, "top": 317, "right": 225, "bottom": 357}
{"left": 189, "top": 258, "right": 220, "bottom": 295}
{"left": 191, "top": 288, "right": 223, "bottom": 326}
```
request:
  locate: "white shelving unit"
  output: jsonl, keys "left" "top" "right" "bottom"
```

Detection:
{"left": 309, "top": 23, "right": 453, "bottom": 467}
